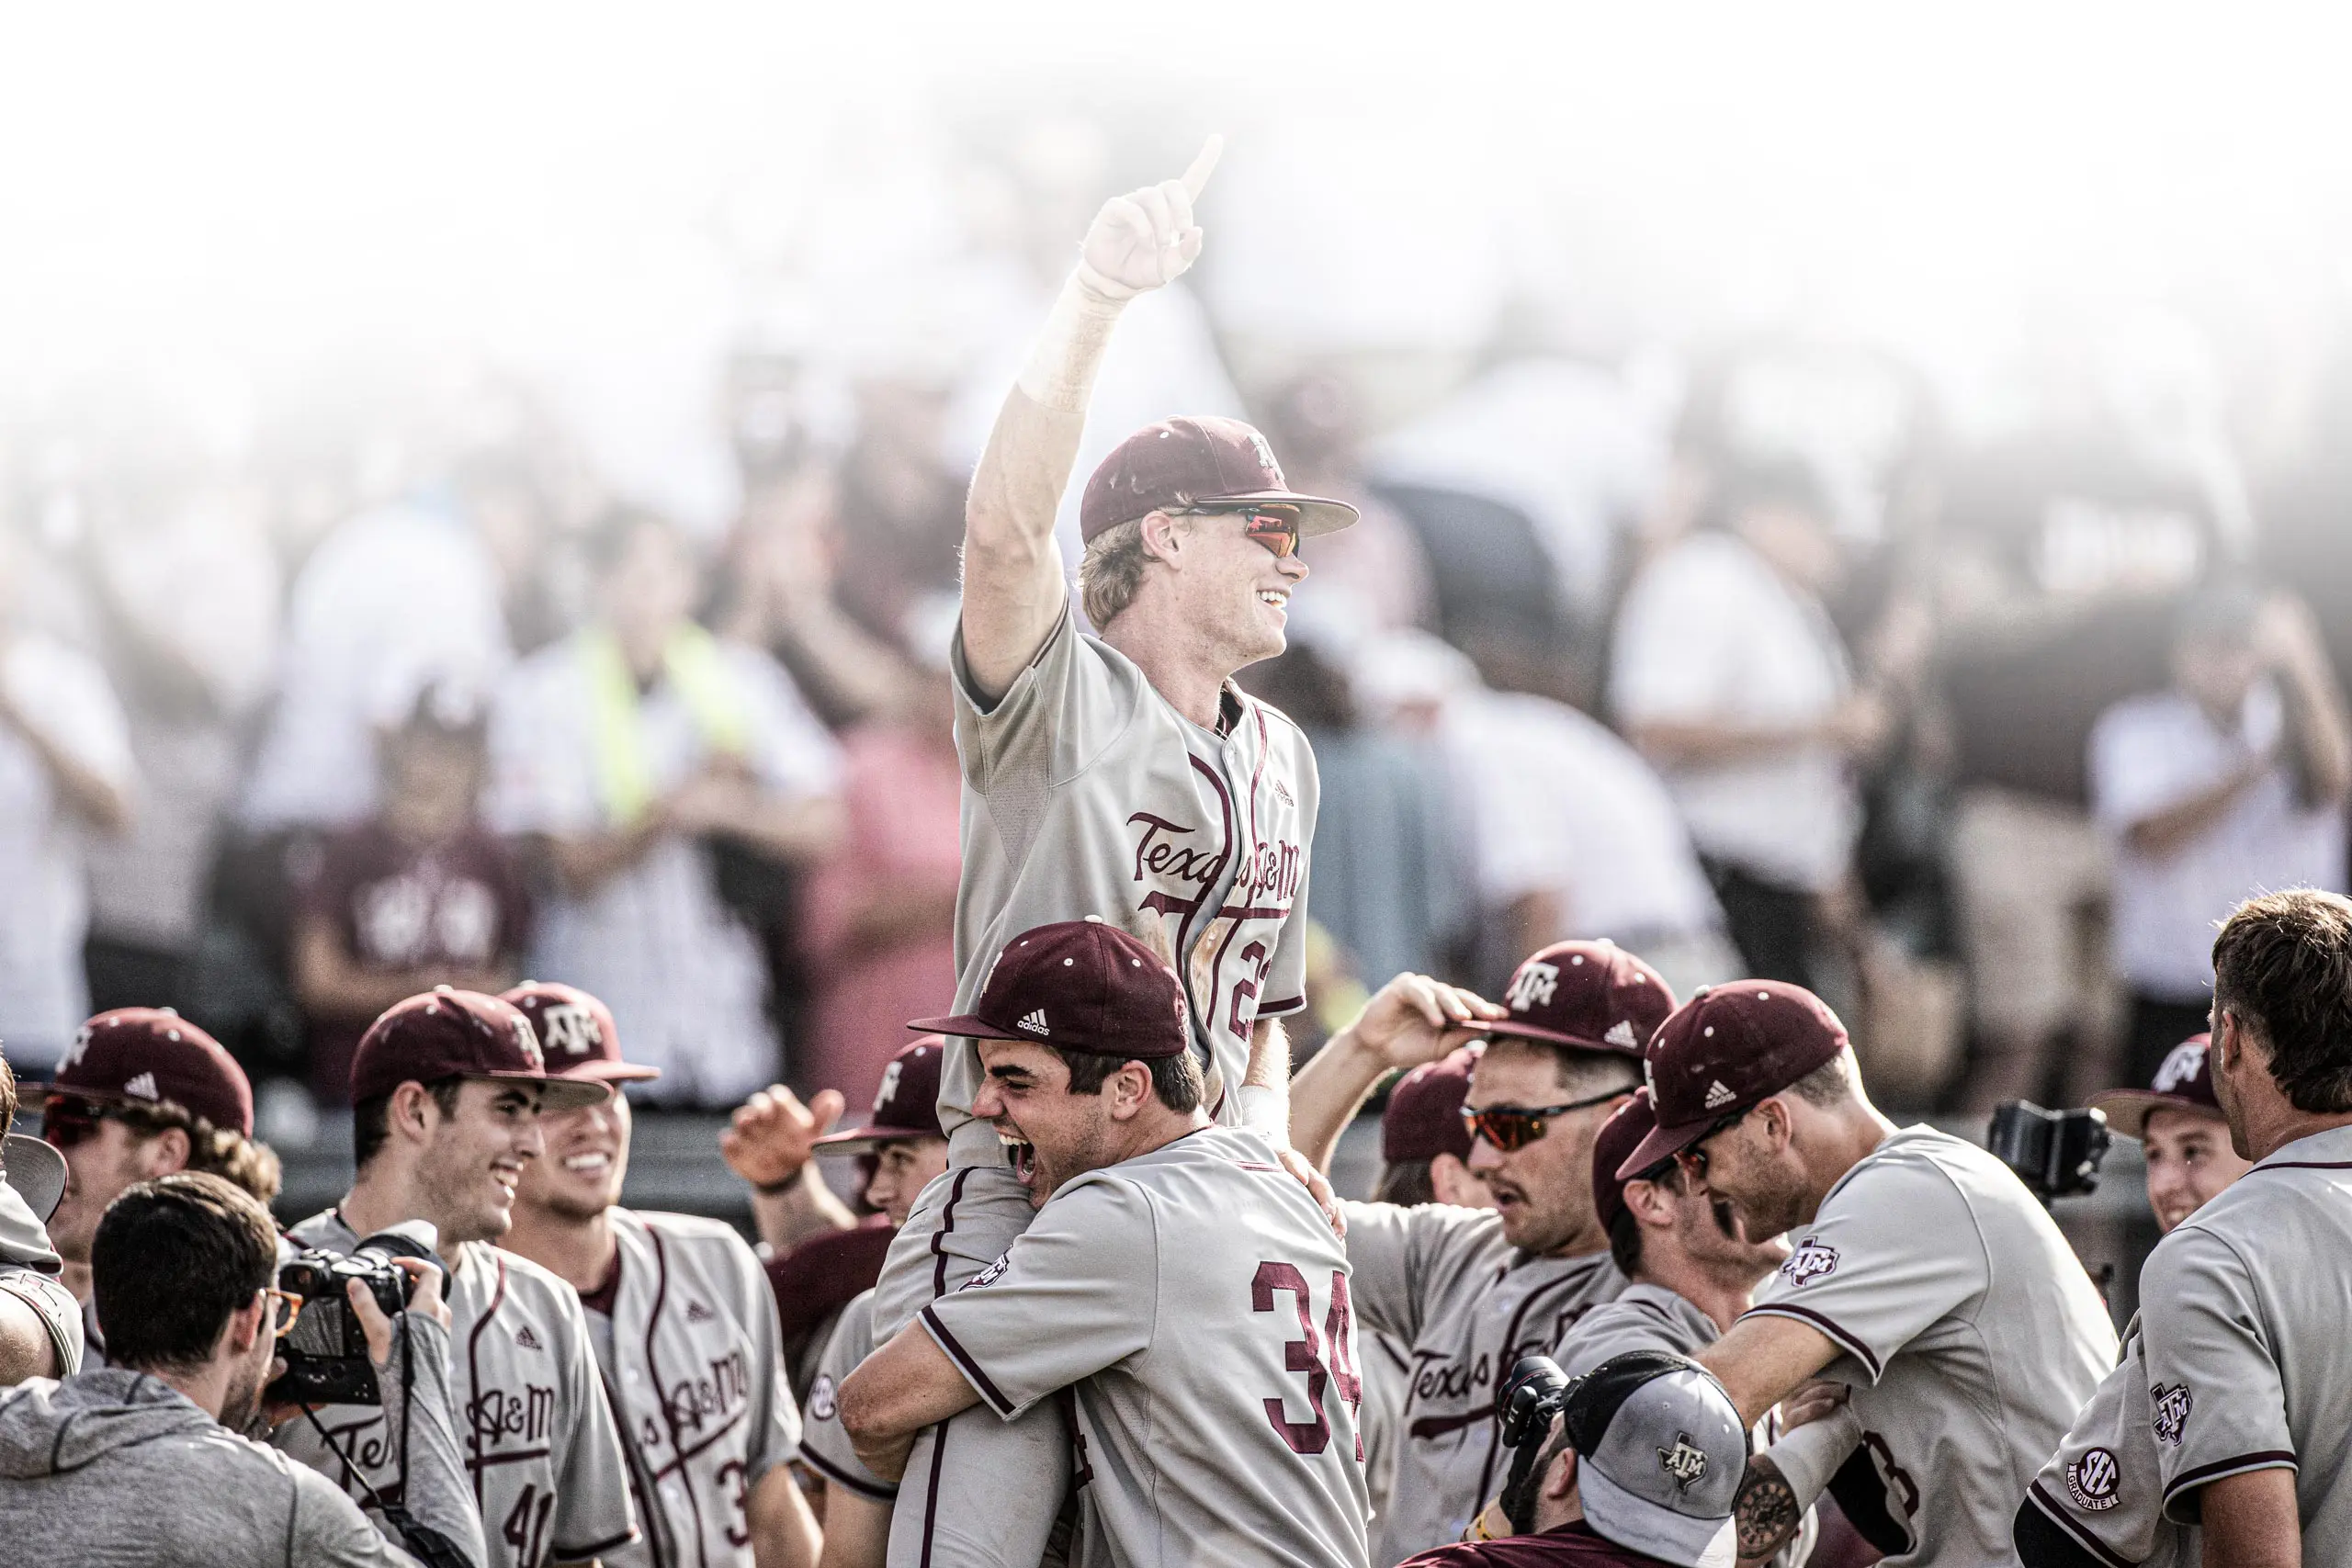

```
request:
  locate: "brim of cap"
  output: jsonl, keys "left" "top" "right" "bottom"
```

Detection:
{"left": 2087, "top": 1089, "right": 2217, "bottom": 1141}
{"left": 907, "top": 1012, "right": 1025, "bottom": 1045}
{"left": 556, "top": 1060, "right": 662, "bottom": 1085}
{"left": 1481, "top": 1020, "right": 1645, "bottom": 1056}
{"left": 1577, "top": 1450, "right": 1739, "bottom": 1568}
{"left": 1192, "top": 490, "right": 1360, "bottom": 536}
{"left": 1615, "top": 1112, "right": 1724, "bottom": 1184}
{"left": 470, "top": 1070, "right": 613, "bottom": 1111}
{"left": 3, "top": 1134, "right": 67, "bottom": 1223}
{"left": 811, "top": 1123, "right": 943, "bottom": 1157}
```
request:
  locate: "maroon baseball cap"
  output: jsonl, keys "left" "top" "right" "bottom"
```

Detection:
{"left": 1617, "top": 982, "right": 1849, "bottom": 1181}
{"left": 1382, "top": 1045, "right": 1481, "bottom": 1164}
{"left": 1078, "top": 416, "right": 1358, "bottom": 544}
{"left": 1487, "top": 941, "right": 1678, "bottom": 1057}
{"left": 815, "top": 1035, "right": 949, "bottom": 1156}
{"left": 2091, "top": 1034, "right": 2220, "bottom": 1139}
{"left": 350, "top": 987, "right": 610, "bottom": 1111}
{"left": 1591, "top": 1089, "right": 1663, "bottom": 1235}
{"left": 52, "top": 1009, "right": 254, "bottom": 1136}
{"left": 502, "top": 982, "right": 659, "bottom": 1085}
{"left": 910, "top": 919, "right": 1189, "bottom": 1059}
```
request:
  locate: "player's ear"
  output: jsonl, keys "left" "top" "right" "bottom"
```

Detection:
{"left": 1543, "top": 1444, "right": 1578, "bottom": 1502}
{"left": 1623, "top": 1177, "right": 1675, "bottom": 1230}
{"left": 1107, "top": 1060, "right": 1154, "bottom": 1120}
{"left": 1136, "top": 510, "right": 1188, "bottom": 567}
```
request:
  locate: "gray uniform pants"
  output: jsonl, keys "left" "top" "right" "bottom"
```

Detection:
{"left": 874, "top": 1156, "right": 1069, "bottom": 1568}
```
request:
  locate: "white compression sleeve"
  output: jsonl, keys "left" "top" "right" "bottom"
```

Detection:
{"left": 1760, "top": 1405, "right": 1862, "bottom": 1510}
{"left": 1015, "top": 270, "right": 1128, "bottom": 415}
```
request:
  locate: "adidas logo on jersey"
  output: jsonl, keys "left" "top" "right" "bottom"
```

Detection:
{"left": 122, "top": 1072, "right": 160, "bottom": 1100}
{"left": 685, "top": 1301, "right": 715, "bottom": 1324}
{"left": 1604, "top": 1020, "right": 1638, "bottom": 1049}
{"left": 1702, "top": 1079, "right": 1736, "bottom": 1110}
{"left": 1016, "top": 1010, "right": 1050, "bottom": 1036}
{"left": 515, "top": 1325, "right": 544, "bottom": 1351}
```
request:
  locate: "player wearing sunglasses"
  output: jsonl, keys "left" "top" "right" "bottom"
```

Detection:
{"left": 872, "top": 136, "right": 1363, "bottom": 1568}
{"left": 1289, "top": 941, "right": 1680, "bottom": 1563}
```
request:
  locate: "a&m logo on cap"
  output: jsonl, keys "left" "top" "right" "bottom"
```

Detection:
{"left": 1506, "top": 962, "right": 1559, "bottom": 1012}
{"left": 537, "top": 1003, "right": 603, "bottom": 1058}
{"left": 1657, "top": 1431, "right": 1710, "bottom": 1491}
{"left": 512, "top": 1018, "right": 544, "bottom": 1069}
{"left": 874, "top": 1060, "right": 904, "bottom": 1114}
{"left": 2154, "top": 1042, "right": 2205, "bottom": 1094}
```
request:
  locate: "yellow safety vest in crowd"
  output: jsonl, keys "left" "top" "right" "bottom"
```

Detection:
{"left": 581, "top": 623, "right": 749, "bottom": 825}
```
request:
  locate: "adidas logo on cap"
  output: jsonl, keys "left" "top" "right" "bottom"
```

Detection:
{"left": 1017, "top": 1010, "right": 1050, "bottom": 1036}
{"left": 1604, "top": 1020, "right": 1638, "bottom": 1049}
{"left": 122, "top": 1072, "right": 159, "bottom": 1100}
{"left": 1703, "top": 1079, "right": 1736, "bottom": 1111}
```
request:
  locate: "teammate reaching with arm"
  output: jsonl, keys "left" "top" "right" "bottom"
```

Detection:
{"left": 869, "top": 137, "right": 1359, "bottom": 1568}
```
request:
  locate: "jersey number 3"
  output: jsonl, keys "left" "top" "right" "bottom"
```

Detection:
{"left": 1251, "top": 1261, "right": 1362, "bottom": 1458}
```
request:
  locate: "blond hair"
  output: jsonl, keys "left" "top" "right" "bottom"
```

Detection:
{"left": 1079, "top": 513, "right": 1193, "bottom": 629}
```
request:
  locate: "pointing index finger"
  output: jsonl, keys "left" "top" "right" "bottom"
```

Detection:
{"left": 1180, "top": 134, "right": 1224, "bottom": 200}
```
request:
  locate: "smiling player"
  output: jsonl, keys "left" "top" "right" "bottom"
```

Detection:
{"left": 500, "top": 981, "right": 821, "bottom": 1568}
{"left": 272, "top": 987, "right": 639, "bottom": 1568}
{"left": 873, "top": 135, "right": 1368, "bottom": 1567}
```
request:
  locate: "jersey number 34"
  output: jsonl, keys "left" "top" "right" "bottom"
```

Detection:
{"left": 1252, "top": 1261, "right": 1363, "bottom": 1459}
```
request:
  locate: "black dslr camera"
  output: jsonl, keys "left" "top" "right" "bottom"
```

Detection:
{"left": 266, "top": 1224, "right": 439, "bottom": 1405}
{"left": 1988, "top": 1100, "right": 2110, "bottom": 1204}
{"left": 1497, "top": 1356, "right": 1576, "bottom": 1534}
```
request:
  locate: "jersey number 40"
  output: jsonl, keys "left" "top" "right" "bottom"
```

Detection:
{"left": 1251, "top": 1261, "right": 1363, "bottom": 1459}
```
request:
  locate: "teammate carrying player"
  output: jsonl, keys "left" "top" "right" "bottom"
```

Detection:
{"left": 842, "top": 920, "right": 1369, "bottom": 1568}
{"left": 499, "top": 981, "right": 822, "bottom": 1568}
{"left": 871, "top": 135, "right": 1413, "bottom": 1567}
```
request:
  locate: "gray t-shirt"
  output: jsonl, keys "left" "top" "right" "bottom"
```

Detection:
{"left": 1338, "top": 1199, "right": 1624, "bottom": 1564}
{"left": 944, "top": 604, "right": 1317, "bottom": 1158}
{"left": 274, "top": 1212, "right": 639, "bottom": 1568}
{"left": 587, "top": 1209, "right": 802, "bottom": 1568}
{"left": 920, "top": 1126, "right": 1369, "bottom": 1568}
{"left": 1744, "top": 1125, "right": 2117, "bottom": 1568}
{"left": 2139, "top": 1122, "right": 2352, "bottom": 1556}
{"left": 799, "top": 1288, "right": 891, "bottom": 1502}
{"left": 2023, "top": 1314, "right": 2195, "bottom": 1568}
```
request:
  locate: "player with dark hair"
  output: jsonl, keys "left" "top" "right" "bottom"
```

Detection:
{"left": 272, "top": 988, "right": 640, "bottom": 1568}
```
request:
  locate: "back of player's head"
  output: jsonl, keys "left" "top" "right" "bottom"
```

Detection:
{"left": 94, "top": 1171, "right": 278, "bottom": 1373}
{"left": 2212, "top": 888, "right": 2352, "bottom": 1113}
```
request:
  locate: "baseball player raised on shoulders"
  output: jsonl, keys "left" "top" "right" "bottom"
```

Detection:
{"left": 868, "top": 133, "right": 1356, "bottom": 1568}
{"left": 501, "top": 982, "right": 822, "bottom": 1568}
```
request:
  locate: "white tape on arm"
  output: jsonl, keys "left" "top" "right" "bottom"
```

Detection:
{"left": 1760, "top": 1404, "right": 1862, "bottom": 1510}
{"left": 1234, "top": 1083, "right": 1288, "bottom": 1139}
{"left": 1015, "top": 270, "right": 1128, "bottom": 414}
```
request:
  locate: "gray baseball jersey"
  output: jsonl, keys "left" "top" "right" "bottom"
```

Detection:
{"left": 1744, "top": 1125, "right": 2116, "bottom": 1568}
{"left": 1337, "top": 1198, "right": 1624, "bottom": 1564}
{"left": 275, "top": 1211, "right": 639, "bottom": 1568}
{"left": 2138, "top": 1122, "right": 2352, "bottom": 1557}
{"left": 1557, "top": 1282, "right": 1816, "bottom": 1568}
{"left": 797, "top": 1287, "right": 891, "bottom": 1504}
{"left": 944, "top": 601, "right": 1317, "bottom": 1159}
{"left": 2022, "top": 1315, "right": 2194, "bottom": 1568}
{"left": 586, "top": 1210, "right": 801, "bottom": 1568}
{"left": 1358, "top": 1330, "right": 1413, "bottom": 1534}
{"left": 920, "top": 1126, "right": 1370, "bottom": 1568}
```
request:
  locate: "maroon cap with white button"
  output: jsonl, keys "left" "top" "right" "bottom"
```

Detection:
{"left": 814, "top": 1036, "right": 948, "bottom": 1156}
{"left": 1617, "top": 981, "right": 1849, "bottom": 1181}
{"left": 1591, "top": 1089, "right": 1664, "bottom": 1236}
{"left": 52, "top": 1008, "right": 254, "bottom": 1136}
{"left": 1078, "top": 416, "right": 1358, "bottom": 544}
{"left": 910, "top": 919, "right": 1190, "bottom": 1059}
{"left": 1382, "top": 1045, "right": 1481, "bottom": 1164}
{"left": 2090, "top": 1034, "right": 2219, "bottom": 1139}
{"left": 350, "top": 988, "right": 610, "bottom": 1111}
{"left": 502, "top": 981, "right": 659, "bottom": 1085}
{"left": 1485, "top": 941, "right": 1678, "bottom": 1057}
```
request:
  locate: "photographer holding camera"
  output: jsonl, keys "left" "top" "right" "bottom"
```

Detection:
{"left": 1400, "top": 1351, "right": 1747, "bottom": 1568}
{"left": 2015, "top": 1033, "right": 2251, "bottom": 1568}
{"left": 273, "top": 987, "right": 639, "bottom": 1568}
{"left": 0, "top": 1170, "right": 482, "bottom": 1565}
{"left": 1616, "top": 981, "right": 2115, "bottom": 1566}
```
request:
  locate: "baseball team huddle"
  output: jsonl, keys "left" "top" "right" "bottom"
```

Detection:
{"left": 2, "top": 140, "right": 2351, "bottom": 1568}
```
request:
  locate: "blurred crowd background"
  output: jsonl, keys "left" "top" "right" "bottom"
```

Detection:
{"left": 6, "top": 9, "right": 2352, "bottom": 1197}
